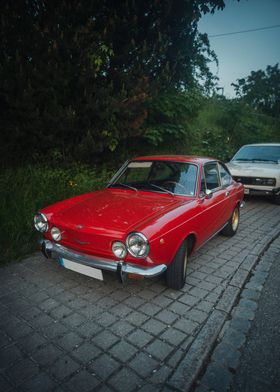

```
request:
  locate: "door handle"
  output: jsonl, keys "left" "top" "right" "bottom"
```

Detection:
{"left": 225, "top": 191, "right": 230, "bottom": 197}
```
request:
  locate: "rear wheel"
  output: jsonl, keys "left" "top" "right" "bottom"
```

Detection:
{"left": 166, "top": 239, "right": 188, "bottom": 290}
{"left": 221, "top": 205, "right": 240, "bottom": 237}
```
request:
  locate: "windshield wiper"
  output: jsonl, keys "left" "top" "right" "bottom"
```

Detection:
{"left": 109, "top": 183, "right": 138, "bottom": 191}
{"left": 251, "top": 159, "right": 278, "bottom": 163}
{"left": 149, "top": 183, "right": 174, "bottom": 196}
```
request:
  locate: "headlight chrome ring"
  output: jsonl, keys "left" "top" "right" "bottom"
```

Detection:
{"left": 34, "top": 213, "right": 48, "bottom": 233}
{"left": 112, "top": 241, "right": 127, "bottom": 259}
{"left": 126, "top": 232, "right": 150, "bottom": 258}
{"left": 51, "top": 226, "right": 62, "bottom": 242}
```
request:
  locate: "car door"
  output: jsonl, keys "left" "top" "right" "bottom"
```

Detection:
{"left": 199, "top": 162, "right": 232, "bottom": 238}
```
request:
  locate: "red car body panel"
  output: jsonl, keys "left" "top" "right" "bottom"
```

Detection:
{"left": 39, "top": 156, "right": 244, "bottom": 271}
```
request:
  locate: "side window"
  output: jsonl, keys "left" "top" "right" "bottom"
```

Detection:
{"left": 204, "top": 163, "right": 220, "bottom": 190}
{"left": 218, "top": 163, "right": 232, "bottom": 187}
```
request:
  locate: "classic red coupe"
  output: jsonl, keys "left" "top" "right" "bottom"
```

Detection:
{"left": 34, "top": 156, "right": 244, "bottom": 289}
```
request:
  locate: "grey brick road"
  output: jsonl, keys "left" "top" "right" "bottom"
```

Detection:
{"left": 1, "top": 198, "right": 280, "bottom": 391}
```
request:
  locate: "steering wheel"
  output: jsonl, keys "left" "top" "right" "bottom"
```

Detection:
{"left": 163, "top": 181, "right": 188, "bottom": 194}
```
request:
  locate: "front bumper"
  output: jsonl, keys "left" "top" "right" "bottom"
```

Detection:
{"left": 244, "top": 186, "right": 280, "bottom": 196}
{"left": 41, "top": 240, "right": 167, "bottom": 282}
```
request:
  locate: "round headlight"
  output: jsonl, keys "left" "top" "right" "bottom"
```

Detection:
{"left": 126, "top": 232, "right": 150, "bottom": 258}
{"left": 112, "top": 241, "right": 127, "bottom": 259}
{"left": 34, "top": 213, "right": 48, "bottom": 233}
{"left": 51, "top": 226, "right": 62, "bottom": 242}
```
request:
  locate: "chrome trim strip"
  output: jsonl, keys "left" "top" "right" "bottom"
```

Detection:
{"left": 41, "top": 240, "right": 167, "bottom": 278}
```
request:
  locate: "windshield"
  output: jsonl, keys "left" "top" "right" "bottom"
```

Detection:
{"left": 109, "top": 160, "right": 198, "bottom": 196}
{"left": 232, "top": 145, "right": 280, "bottom": 163}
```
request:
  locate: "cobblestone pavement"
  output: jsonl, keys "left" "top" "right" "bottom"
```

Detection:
{"left": 194, "top": 233, "right": 280, "bottom": 392}
{"left": 1, "top": 198, "right": 280, "bottom": 392}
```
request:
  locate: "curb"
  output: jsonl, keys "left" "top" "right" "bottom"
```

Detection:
{"left": 167, "top": 226, "right": 280, "bottom": 391}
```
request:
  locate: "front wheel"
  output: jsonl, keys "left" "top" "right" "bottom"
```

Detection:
{"left": 273, "top": 194, "right": 280, "bottom": 205}
{"left": 221, "top": 205, "right": 240, "bottom": 237}
{"left": 166, "top": 240, "right": 188, "bottom": 290}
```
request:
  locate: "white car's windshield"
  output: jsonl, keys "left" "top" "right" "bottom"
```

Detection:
{"left": 109, "top": 161, "right": 198, "bottom": 196}
{"left": 232, "top": 146, "right": 280, "bottom": 163}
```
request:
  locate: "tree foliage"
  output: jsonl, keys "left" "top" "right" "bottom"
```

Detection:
{"left": 232, "top": 64, "right": 280, "bottom": 118}
{"left": 0, "top": 0, "right": 225, "bottom": 165}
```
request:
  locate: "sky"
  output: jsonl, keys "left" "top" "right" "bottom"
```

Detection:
{"left": 198, "top": 0, "right": 280, "bottom": 97}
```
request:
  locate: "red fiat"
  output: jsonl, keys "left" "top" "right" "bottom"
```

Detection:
{"left": 34, "top": 156, "right": 244, "bottom": 289}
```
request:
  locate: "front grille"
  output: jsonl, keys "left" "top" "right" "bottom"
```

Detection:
{"left": 233, "top": 176, "right": 276, "bottom": 186}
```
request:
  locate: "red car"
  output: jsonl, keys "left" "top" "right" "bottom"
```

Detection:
{"left": 34, "top": 156, "right": 244, "bottom": 289}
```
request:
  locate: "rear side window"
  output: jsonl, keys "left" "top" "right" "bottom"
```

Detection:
{"left": 204, "top": 163, "right": 220, "bottom": 190}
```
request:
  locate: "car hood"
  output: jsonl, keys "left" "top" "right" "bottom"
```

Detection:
{"left": 50, "top": 189, "right": 190, "bottom": 234}
{"left": 227, "top": 161, "right": 280, "bottom": 177}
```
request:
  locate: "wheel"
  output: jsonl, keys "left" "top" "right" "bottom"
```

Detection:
{"left": 221, "top": 205, "right": 240, "bottom": 237}
{"left": 273, "top": 194, "right": 280, "bottom": 205}
{"left": 166, "top": 239, "right": 188, "bottom": 290}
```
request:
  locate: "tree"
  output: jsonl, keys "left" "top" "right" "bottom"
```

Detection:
{"left": 0, "top": 0, "right": 225, "bottom": 165}
{"left": 232, "top": 64, "right": 280, "bottom": 118}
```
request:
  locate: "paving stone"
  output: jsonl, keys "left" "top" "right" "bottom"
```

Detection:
{"left": 64, "top": 369, "right": 100, "bottom": 392}
{"left": 41, "top": 321, "right": 69, "bottom": 339}
{"left": 155, "top": 309, "right": 179, "bottom": 325}
{"left": 168, "top": 301, "right": 190, "bottom": 315}
{"left": 141, "top": 319, "right": 167, "bottom": 336}
{"left": 94, "top": 330, "right": 119, "bottom": 350}
{"left": 173, "top": 318, "right": 198, "bottom": 335}
{"left": 190, "top": 287, "right": 210, "bottom": 299}
{"left": 178, "top": 294, "right": 200, "bottom": 307}
{"left": 108, "top": 367, "right": 142, "bottom": 392}
{"left": 150, "top": 364, "right": 173, "bottom": 384}
{"left": 49, "top": 354, "right": 80, "bottom": 381}
{"left": 6, "top": 358, "right": 39, "bottom": 385}
{"left": 196, "top": 301, "right": 214, "bottom": 313}
{"left": 61, "top": 312, "right": 87, "bottom": 328}
{"left": 110, "top": 340, "right": 138, "bottom": 362}
{"left": 17, "top": 332, "right": 47, "bottom": 353}
{"left": 239, "top": 298, "right": 258, "bottom": 311}
{"left": 160, "top": 327, "right": 188, "bottom": 346}
{"left": 20, "top": 372, "right": 57, "bottom": 392}
{"left": 145, "top": 339, "right": 174, "bottom": 361}
{"left": 49, "top": 304, "right": 73, "bottom": 320}
{"left": 0, "top": 344, "right": 23, "bottom": 367}
{"left": 127, "top": 329, "right": 154, "bottom": 348}
{"left": 228, "top": 317, "right": 251, "bottom": 334}
{"left": 186, "top": 309, "right": 208, "bottom": 323}
{"left": 125, "top": 311, "right": 149, "bottom": 327}
{"left": 56, "top": 331, "right": 84, "bottom": 351}
{"left": 88, "top": 354, "right": 119, "bottom": 381}
{"left": 222, "top": 327, "right": 246, "bottom": 349}
{"left": 212, "top": 342, "right": 241, "bottom": 370}
{"left": 233, "top": 306, "right": 256, "bottom": 321}
{"left": 200, "top": 362, "right": 232, "bottom": 391}
{"left": 32, "top": 343, "right": 63, "bottom": 366}
{"left": 77, "top": 321, "right": 102, "bottom": 339}
{"left": 39, "top": 298, "right": 60, "bottom": 312}
{"left": 109, "top": 320, "right": 135, "bottom": 337}
{"left": 241, "top": 288, "right": 261, "bottom": 301}
{"left": 72, "top": 342, "right": 101, "bottom": 363}
{"left": 129, "top": 352, "right": 159, "bottom": 378}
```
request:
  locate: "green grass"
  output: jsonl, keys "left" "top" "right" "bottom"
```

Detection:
{"left": 0, "top": 163, "right": 113, "bottom": 264}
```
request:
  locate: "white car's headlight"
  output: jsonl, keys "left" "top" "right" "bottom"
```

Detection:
{"left": 34, "top": 213, "right": 48, "bottom": 233}
{"left": 51, "top": 226, "right": 62, "bottom": 242}
{"left": 126, "top": 232, "right": 150, "bottom": 258}
{"left": 112, "top": 241, "right": 127, "bottom": 259}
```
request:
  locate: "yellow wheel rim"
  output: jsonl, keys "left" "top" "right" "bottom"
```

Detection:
{"left": 232, "top": 208, "right": 239, "bottom": 231}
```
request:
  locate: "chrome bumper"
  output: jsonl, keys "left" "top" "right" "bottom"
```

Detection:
{"left": 41, "top": 240, "right": 167, "bottom": 281}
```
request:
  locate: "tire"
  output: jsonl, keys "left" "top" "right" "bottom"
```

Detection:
{"left": 273, "top": 194, "right": 280, "bottom": 205}
{"left": 166, "top": 239, "right": 188, "bottom": 290}
{"left": 221, "top": 205, "right": 240, "bottom": 237}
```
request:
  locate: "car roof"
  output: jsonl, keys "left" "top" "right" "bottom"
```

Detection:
{"left": 132, "top": 155, "right": 216, "bottom": 165}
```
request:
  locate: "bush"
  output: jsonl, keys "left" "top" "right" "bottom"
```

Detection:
{"left": 0, "top": 163, "right": 113, "bottom": 264}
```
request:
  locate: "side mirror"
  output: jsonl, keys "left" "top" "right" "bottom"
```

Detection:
{"left": 200, "top": 189, "right": 213, "bottom": 200}
{"left": 205, "top": 189, "right": 213, "bottom": 199}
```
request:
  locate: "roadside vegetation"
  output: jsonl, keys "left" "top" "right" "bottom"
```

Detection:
{"left": 1, "top": 1, "right": 279, "bottom": 263}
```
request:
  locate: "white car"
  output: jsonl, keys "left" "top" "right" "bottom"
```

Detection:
{"left": 226, "top": 143, "right": 280, "bottom": 205}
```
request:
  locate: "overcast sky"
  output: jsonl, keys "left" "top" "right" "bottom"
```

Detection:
{"left": 198, "top": 0, "right": 280, "bottom": 97}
